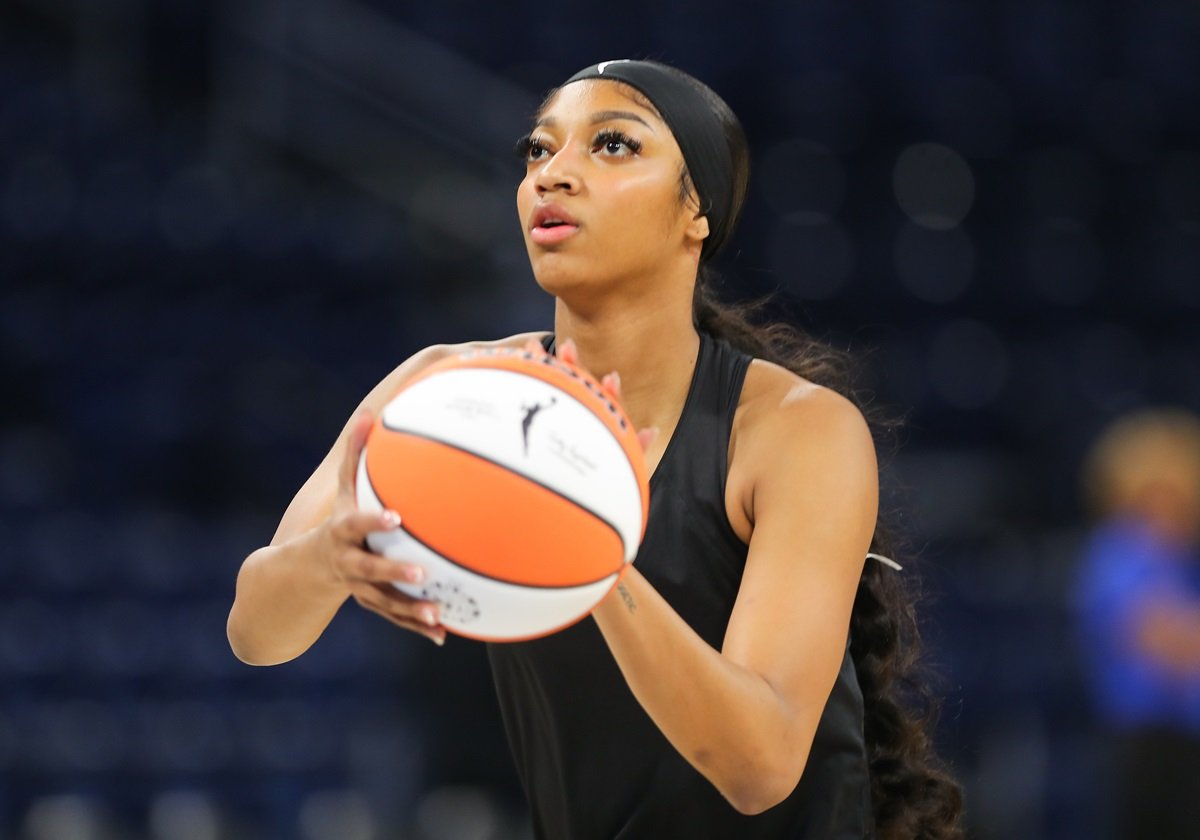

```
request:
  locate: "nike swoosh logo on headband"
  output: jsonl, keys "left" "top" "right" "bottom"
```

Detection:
{"left": 597, "top": 60, "right": 631, "bottom": 75}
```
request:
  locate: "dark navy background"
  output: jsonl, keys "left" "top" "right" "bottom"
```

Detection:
{"left": 3, "top": 2, "right": 1199, "bottom": 838}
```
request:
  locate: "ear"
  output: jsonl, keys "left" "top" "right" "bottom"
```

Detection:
{"left": 685, "top": 212, "right": 710, "bottom": 245}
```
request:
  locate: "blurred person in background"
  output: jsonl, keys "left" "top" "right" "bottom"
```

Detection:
{"left": 1074, "top": 409, "right": 1200, "bottom": 840}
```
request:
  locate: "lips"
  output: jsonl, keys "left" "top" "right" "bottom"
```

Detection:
{"left": 529, "top": 203, "right": 580, "bottom": 245}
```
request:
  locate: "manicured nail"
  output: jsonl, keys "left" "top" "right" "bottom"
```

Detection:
{"left": 405, "top": 565, "right": 424, "bottom": 584}
{"left": 610, "top": 371, "right": 621, "bottom": 392}
{"left": 422, "top": 606, "right": 438, "bottom": 626}
{"left": 381, "top": 510, "right": 401, "bottom": 528}
{"left": 431, "top": 634, "right": 445, "bottom": 647}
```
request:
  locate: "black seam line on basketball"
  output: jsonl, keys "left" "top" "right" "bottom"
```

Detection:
{"left": 373, "top": 426, "right": 630, "bottom": 552}
{"left": 365, "top": 460, "right": 625, "bottom": 590}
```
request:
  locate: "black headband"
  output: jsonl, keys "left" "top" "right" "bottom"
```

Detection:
{"left": 562, "top": 60, "right": 735, "bottom": 262}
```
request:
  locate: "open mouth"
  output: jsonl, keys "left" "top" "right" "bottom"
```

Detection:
{"left": 530, "top": 220, "right": 579, "bottom": 245}
{"left": 529, "top": 204, "right": 580, "bottom": 244}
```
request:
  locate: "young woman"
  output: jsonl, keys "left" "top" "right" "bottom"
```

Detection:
{"left": 228, "top": 60, "right": 963, "bottom": 839}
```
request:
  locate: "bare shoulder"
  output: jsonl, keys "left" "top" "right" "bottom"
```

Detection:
{"left": 729, "top": 359, "right": 876, "bottom": 527}
{"left": 736, "top": 358, "right": 872, "bottom": 446}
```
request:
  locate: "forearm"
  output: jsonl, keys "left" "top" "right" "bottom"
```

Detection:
{"left": 227, "top": 533, "right": 349, "bottom": 666}
{"left": 591, "top": 568, "right": 809, "bottom": 814}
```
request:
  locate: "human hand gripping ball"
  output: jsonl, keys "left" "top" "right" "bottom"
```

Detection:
{"left": 356, "top": 339, "right": 652, "bottom": 642}
{"left": 323, "top": 409, "right": 447, "bottom": 645}
{"left": 549, "top": 338, "right": 658, "bottom": 455}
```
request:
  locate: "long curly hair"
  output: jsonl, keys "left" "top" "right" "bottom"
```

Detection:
{"left": 693, "top": 282, "right": 964, "bottom": 840}
{"left": 656, "top": 59, "right": 965, "bottom": 839}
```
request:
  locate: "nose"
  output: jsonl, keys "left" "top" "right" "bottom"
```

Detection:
{"left": 533, "top": 147, "right": 582, "bottom": 196}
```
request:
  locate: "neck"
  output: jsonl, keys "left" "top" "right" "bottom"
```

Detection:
{"left": 553, "top": 282, "right": 700, "bottom": 434}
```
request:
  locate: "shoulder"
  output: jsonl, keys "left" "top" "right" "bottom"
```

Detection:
{"left": 736, "top": 358, "right": 874, "bottom": 460}
{"left": 730, "top": 359, "right": 877, "bottom": 522}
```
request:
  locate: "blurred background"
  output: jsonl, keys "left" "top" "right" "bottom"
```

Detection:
{"left": 3, "top": 0, "right": 1199, "bottom": 838}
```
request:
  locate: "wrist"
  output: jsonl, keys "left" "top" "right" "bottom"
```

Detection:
{"left": 282, "top": 527, "right": 352, "bottom": 600}
{"left": 593, "top": 570, "right": 641, "bottom": 627}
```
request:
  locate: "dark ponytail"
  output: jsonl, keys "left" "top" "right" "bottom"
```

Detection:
{"left": 694, "top": 277, "right": 965, "bottom": 840}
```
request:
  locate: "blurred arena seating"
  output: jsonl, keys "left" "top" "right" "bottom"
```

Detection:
{"left": 2, "top": 0, "right": 1198, "bottom": 837}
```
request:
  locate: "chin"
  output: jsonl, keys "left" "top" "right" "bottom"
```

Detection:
{"left": 533, "top": 274, "right": 594, "bottom": 304}
{"left": 529, "top": 255, "right": 606, "bottom": 299}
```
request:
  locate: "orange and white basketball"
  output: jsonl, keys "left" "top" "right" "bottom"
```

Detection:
{"left": 355, "top": 345, "right": 650, "bottom": 641}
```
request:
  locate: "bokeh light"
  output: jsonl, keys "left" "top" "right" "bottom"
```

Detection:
{"left": 892, "top": 142, "right": 975, "bottom": 230}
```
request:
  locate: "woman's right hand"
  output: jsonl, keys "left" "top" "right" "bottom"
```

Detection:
{"left": 233, "top": 337, "right": 547, "bottom": 663}
{"left": 310, "top": 408, "right": 446, "bottom": 645}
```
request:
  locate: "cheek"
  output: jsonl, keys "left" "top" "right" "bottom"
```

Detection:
{"left": 516, "top": 178, "right": 535, "bottom": 214}
{"left": 607, "top": 174, "right": 684, "bottom": 230}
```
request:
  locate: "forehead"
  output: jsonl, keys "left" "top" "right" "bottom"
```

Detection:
{"left": 537, "top": 79, "right": 666, "bottom": 128}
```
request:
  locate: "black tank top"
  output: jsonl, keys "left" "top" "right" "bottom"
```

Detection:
{"left": 487, "top": 332, "right": 873, "bottom": 839}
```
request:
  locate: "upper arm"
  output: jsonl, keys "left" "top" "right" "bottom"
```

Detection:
{"left": 271, "top": 331, "right": 549, "bottom": 545}
{"left": 721, "top": 381, "right": 878, "bottom": 736}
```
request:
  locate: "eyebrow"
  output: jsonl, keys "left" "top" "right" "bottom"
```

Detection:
{"left": 534, "top": 110, "right": 656, "bottom": 132}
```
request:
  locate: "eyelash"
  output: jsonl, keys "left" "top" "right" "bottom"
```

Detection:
{"left": 514, "top": 129, "right": 643, "bottom": 163}
{"left": 593, "top": 129, "right": 642, "bottom": 157}
{"left": 513, "top": 135, "right": 541, "bottom": 160}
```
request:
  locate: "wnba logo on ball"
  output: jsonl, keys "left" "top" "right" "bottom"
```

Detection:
{"left": 521, "top": 397, "right": 556, "bottom": 455}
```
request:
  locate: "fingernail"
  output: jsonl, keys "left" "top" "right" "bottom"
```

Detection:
{"left": 406, "top": 565, "right": 424, "bottom": 584}
{"left": 382, "top": 510, "right": 401, "bottom": 528}
{"left": 422, "top": 606, "right": 438, "bottom": 626}
{"left": 611, "top": 371, "right": 621, "bottom": 391}
{"left": 431, "top": 634, "right": 445, "bottom": 647}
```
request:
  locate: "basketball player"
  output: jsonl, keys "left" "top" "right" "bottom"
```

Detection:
{"left": 228, "top": 60, "right": 963, "bottom": 839}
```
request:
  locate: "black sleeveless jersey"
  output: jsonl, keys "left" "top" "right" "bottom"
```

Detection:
{"left": 487, "top": 332, "right": 873, "bottom": 839}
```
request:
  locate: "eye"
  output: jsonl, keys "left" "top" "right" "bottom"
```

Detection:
{"left": 593, "top": 129, "right": 642, "bottom": 158}
{"left": 515, "top": 134, "right": 551, "bottom": 163}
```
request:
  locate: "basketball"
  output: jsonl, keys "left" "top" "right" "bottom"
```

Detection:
{"left": 355, "top": 346, "right": 650, "bottom": 641}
